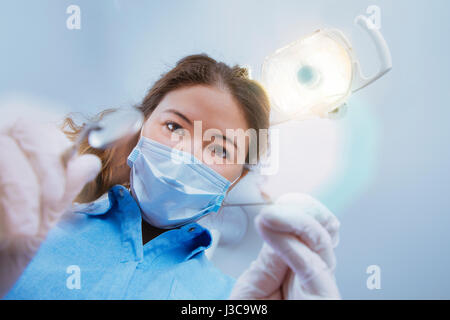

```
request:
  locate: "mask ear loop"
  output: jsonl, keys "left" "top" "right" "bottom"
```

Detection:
{"left": 227, "top": 162, "right": 251, "bottom": 188}
{"left": 219, "top": 168, "right": 244, "bottom": 210}
{"left": 126, "top": 122, "right": 146, "bottom": 192}
{"left": 229, "top": 173, "right": 242, "bottom": 187}
{"left": 138, "top": 124, "right": 145, "bottom": 139}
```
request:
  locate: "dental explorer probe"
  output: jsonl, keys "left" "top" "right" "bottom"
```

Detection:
{"left": 222, "top": 201, "right": 274, "bottom": 207}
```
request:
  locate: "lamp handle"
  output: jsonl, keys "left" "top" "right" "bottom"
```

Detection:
{"left": 351, "top": 15, "right": 392, "bottom": 93}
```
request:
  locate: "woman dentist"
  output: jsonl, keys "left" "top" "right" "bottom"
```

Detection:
{"left": 0, "top": 54, "right": 340, "bottom": 299}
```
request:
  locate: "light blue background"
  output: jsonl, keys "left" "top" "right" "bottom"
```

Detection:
{"left": 1, "top": 0, "right": 449, "bottom": 299}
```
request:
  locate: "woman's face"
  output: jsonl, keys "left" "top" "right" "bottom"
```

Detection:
{"left": 140, "top": 84, "right": 249, "bottom": 183}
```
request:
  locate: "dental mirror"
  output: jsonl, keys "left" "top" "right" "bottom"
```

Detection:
{"left": 61, "top": 107, "right": 144, "bottom": 165}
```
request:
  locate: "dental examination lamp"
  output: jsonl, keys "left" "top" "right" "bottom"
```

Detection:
{"left": 222, "top": 14, "right": 392, "bottom": 209}
{"left": 262, "top": 15, "right": 392, "bottom": 126}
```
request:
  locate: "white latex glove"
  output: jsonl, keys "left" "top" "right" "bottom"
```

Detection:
{"left": 229, "top": 193, "right": 341, "bottom": 300}
{"left": 0, "top": 118, "right": 101, "bottom": 298}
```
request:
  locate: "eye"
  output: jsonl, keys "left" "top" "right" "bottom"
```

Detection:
{"left": 165, "top": 121, "right": 185, "bottom": 135}
{"left": 208, "top": 144, "right": 228, "bottom": 160}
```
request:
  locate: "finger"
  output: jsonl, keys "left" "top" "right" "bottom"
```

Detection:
{"left": 62, "top": 154, "right": 101, "bottom": 205}
{"left": 0, "top": 135, "right": 40, "bottom": 242}
{"left": 282, "top": 268, "right": 341, "bottom": 300}
{"left": 45, "top": 154, "right": 101, "bottom": 224}
{"left": 229, "top": 243, "right": 288, "bottom": 300}
{"left": 257, "top": 206, "right": 336, "bottom": 270}
{"left": 7, "top": 119, "right": 72, "bottom": 208}
{"left": 257, "top": 224, "right": 339, "bottom": 297}
{"left": 275, "top": 193, "right": 340, "bottom": 247}
{"left": 256, "top": 217, "right": 327, "bottom": 281}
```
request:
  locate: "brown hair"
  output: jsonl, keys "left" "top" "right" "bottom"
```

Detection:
{"left": 62, "top": 53, "right": 271, "bottom": 203}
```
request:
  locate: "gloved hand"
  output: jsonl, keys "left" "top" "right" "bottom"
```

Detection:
{"left": 229, "top": 193, "right": 341, "bottom": 300}
{"left": 0, "top": 118, "right": 101, "bottom": 298}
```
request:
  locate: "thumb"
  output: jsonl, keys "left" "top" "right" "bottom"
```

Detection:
{"left": 229, "top": 243, "right": 288, "bottom": 299}
{"left": 43, "top": 154, "right": 101, "bottom": 227}
{"left": 37, "top": 154, "right": 101, "bottom": 237}
{"left": 62, "top": 154, "right": 102, "bottom": 206}
{"left": 229, "top": 213, "right": 293, "bottom": 300}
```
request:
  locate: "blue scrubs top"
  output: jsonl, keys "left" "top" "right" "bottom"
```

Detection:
{"left": 4, "top": 185, "right": 236, "bottom": 299}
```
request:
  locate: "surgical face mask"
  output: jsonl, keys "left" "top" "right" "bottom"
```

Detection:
{"left": 127, "top": 136, "right": 239, "bottom": 229}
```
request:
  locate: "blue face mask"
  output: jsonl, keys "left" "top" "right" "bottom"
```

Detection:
{"left": 127, "top": 136, "right": 238, "bottom": 229}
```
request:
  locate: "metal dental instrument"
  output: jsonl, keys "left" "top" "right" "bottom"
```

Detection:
{"left": 222, "top": 201, "right": 274, "bottom": 207}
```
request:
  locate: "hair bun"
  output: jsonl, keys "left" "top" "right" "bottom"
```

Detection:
{"left": 232, "top": 66, "right": 250, "bottom": 79}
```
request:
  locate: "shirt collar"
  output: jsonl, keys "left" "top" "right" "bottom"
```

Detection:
{"left": 72, "top": 184, "right": 213, "bottom": 263}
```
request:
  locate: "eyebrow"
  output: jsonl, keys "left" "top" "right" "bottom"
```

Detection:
{"left": 163, "top": 109, "right": 238, "bottom": 150}
{"left": 163, "top": 109, "right": 193, "bottom": 126}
